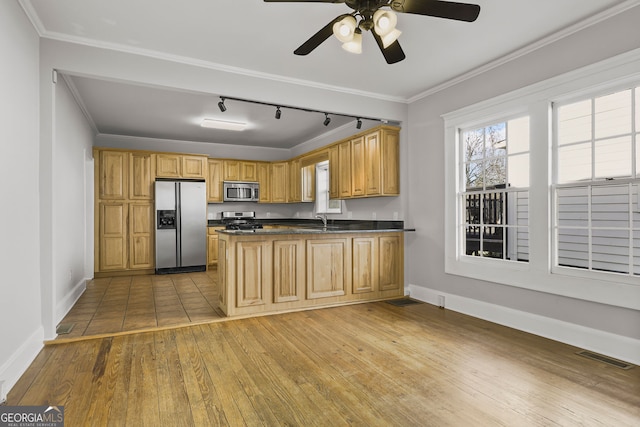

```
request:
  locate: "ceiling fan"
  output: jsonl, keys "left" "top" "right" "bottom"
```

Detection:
{"left": 264, "top": 0, "right": 481, "bottom": 64}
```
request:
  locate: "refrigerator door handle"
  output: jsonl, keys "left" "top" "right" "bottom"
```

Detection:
{"left": 175, "top": 183, "right": 181, "bottom": 267}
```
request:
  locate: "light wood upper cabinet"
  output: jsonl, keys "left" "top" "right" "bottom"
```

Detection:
{"left": 207, "top": 159, "right": 223, "bottom": 202}
{"left": 156, "top": 153, "right": 182, "bottom": 178}
{"left": 338, "top": 140, "right": 352, "bottom": 198}
{"left": 224, "top": 160, "right": 257, "bottom": 181}
{"left": 182, "top": 155, "right": 207, "bottom": 179}
{"left": 129, "top": 152, "right": 154, "bottom": 200}
{"left": 271, "top": 162, "right": 288, "bottom": 203}
{"left": 381, "top": 127, "right": 400, "bottom": 195}
{"left": 128, "top": 202, "right": 154, "bottom": 269}
{"left": 301, "top": 164, "right": 315, "bottom": 202}
{"left": 99, "top": 151, "right": 128, "bottom": 200}
{"left": 157, "top": 153, "right": 207, "bottom": 179}
{"left": 350, "top": 136, "right": 366, "bottom": 197}
{"left": 328, "top": 145, "right": 339, "bottom": 200}
{"left": 257, "top": 162, "right": 271, "bottom": 203}
{"left": 288, "top": 159, "right": 302, "bottom": 203}
{"left": 364, "top": 131, "right": 382, "bottom": 196}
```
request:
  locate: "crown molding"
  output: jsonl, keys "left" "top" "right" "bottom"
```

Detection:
{"left": 408, "top": 0, "right": 640, "bottom": 103}
{"left": 59, "top": 73, "right": 99, "bottom": 134}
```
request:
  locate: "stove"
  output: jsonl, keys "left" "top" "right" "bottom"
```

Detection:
{"left": 221, "top": 211, "right": 263, "bottom": 231}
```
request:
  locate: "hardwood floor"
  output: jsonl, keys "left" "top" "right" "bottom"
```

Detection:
{"left": 55, "top": 270, "right": 224, "bottom": 340}
{"left": 9, "top": 300, "right": 640, "bottom": 426}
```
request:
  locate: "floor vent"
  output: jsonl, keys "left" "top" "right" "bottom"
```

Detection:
{"left": 576, "top": 350, "right": 635, "bottom": 370}
{"left": 386, "top": 298, "right": 422, "bottom": 307}
{"left": 56, "top": 323, "right": 75, "bottom": 335}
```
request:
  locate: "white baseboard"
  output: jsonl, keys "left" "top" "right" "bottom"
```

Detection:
{"left": 0, "top": 326, "right": 44, "bottom": 402}
{"left": 55, "top": 277, "right": 88, "bottom": 323}
{"left": 408, "top": 284, "right": 640, "bottom": 366}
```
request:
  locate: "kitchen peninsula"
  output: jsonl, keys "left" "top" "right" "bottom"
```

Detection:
{"left": 216, "top": 222, "right": 408, "bottom": 317}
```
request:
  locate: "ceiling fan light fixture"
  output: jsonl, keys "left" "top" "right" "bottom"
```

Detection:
{"left": 333, "top": 15, "right": 357, "bottom": 43}
{"left": 342, "top": 28, "right": 362, "bottom": 54}
{"left": 373, "top": 10, "right": 398, "bottom": 35}
{"left": 380, "top": 28, "right": 402, "bottom": 48}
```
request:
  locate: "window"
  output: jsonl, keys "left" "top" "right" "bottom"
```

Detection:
{"left": 460, "top": 117, "right": 530, "bottom": 262}
{"left": 553, "top": 86, "right": 640, "bottom": 276}
{"left": 315, "top": 161, "right": 341, "bottom": 214}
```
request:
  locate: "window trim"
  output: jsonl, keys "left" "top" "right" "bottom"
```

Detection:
{"left": 443, "top": 47, "right": 640, "bottom": 311}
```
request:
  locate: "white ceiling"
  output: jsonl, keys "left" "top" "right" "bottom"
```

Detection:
{"left": 21, "top": 0, "right": 632, "bottom": 148}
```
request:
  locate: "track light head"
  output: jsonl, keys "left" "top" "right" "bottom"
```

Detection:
{"left": 356, "top": 118, "right": 362, "bottom": 129}
{"left": 323, "top": 113, "right": 331, "bottom": 126}
{"left": 275, "top": 106, "right": 281, "bottom": 119}
{"left": 218, "top": 97, "right": 227, "bottom": 112}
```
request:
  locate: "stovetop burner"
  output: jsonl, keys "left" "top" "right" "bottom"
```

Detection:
{"left": 221, "top": 211, "right": 262, "bottom": 230}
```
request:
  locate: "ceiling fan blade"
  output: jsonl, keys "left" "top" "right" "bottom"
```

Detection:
{"left": 372, "top": 31, "right": 406, "bottom": 64}
{"left": 391, "top": 0, "right": 480, "bottom": 22}
{"left": 294, "top": 14, "right": 349, "bottom": 56}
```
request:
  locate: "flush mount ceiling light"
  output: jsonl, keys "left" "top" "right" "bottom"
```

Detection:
{"left": 201, "top": 118, "right": 247, "bottom": 131}
{"left": 264, "top": 0, "right": 480, "bottom": 64}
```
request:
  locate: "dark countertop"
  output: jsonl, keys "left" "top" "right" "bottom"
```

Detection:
{"left": 209, "top": 218, "right": 415, "bottom": 235}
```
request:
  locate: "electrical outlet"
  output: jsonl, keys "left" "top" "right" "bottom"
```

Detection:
{"left": 266, "top": 212, "right": 271, "bottom": 218}
{"left": 393, "top": 211, "right": 398, "bottom": 220}
{"left": 438, "top": 295, "right": 445, "bottom": 309}
{"left": 347, "top": 211, "right": 353, "bottom": 219}
{"left": 0, "top": 380, "right": 6, "bottom": 405}
{"left": 372, "top": 212, "right": 377, "bottom": 220}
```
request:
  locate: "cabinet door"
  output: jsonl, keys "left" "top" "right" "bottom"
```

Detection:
{"left": 223, "top": 160, "right": 240, "bottom": 181}
{"left": 99, "top": 202, "right": 128, "bottom": 271}
{"left": 301, "top": 164, "right": 315, "bottom": 202}
{"left": 271, "top": 162, "right": 288, "bottom": 203}
{"left": 306, "top": 238, "right": 348, "bottom": 299}
{"left": 351, "top": 136, "right": 365, "bottom": 197}
{"left": 99, "top": 151, "right": 128, "bottom": 200}
{"left": 241, "top": 161, "right": 258, "bottom": 181}
{"left": 381, "top": 128, "right": 400, "bottom": 195}
{"left": 288, "top": 159, "right": 301, "bottom": 203}
{"left": 156, "top": 154, "right": 181, "bottom": 178}
{"left": 207, "top": 233, "right": 219, "bottom": 265}
{"left": 182, "top": 155, "right": 207, "bottom": 179}
{"left": 218, "top": 239, "right": 227, "bottom": 308}
{"left": 353, "top": 237, "right": 378, "bottom": 293}
{"left": 129, "top": 202, "right": 154, "bottom": 269}
{"left": 273, "top": 239, "right": 305, "bottom": 303}
{"left": 328, "top": 145, "right": 339, "bottom": 199}
{"left": 257, "top": 162, "right": 271, "bottom": 203}
{"left": 129, "top": 152, "right": 154, "bottom": 200}
{"left": 379, "top": 234, "right": 402, "bottom": 291}
{"left": 207, "top": 159, "right": 223, "bottom": 202}
{"left": 236, "top": 241, "right": 268, "bottom": 307}
{"left": 338, "top": 140, "right": 352, "bottom": 198}
{"left": 365, "top": 131, "right": 382, "bottom": 196}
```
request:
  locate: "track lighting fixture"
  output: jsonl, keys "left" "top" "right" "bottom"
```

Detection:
{"left": 210, "top": 95, "right": 386, "bottom": 130}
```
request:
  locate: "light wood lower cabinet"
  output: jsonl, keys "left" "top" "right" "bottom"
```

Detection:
{"left": 207, "top": 227, "right": 224, "bottom": 266}
{"left": 98, "top": 201, "right": 154, "bottom": 272}
{"left": 306, "top": 238, "right": 348, "bottom": 299}
{"left": 217, "top": 232, "right": 403, "bottom": 317}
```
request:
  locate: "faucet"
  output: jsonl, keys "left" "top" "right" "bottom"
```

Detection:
{"left": 315, "top": 213, "right": 327, "bottom": 229}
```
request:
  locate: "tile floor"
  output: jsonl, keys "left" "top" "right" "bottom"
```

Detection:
{"left": 55, "top": 269, "right": 224, "bottom": 339}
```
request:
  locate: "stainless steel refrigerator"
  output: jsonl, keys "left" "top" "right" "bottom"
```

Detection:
{"left": 155, "top": 180, "right": 207, "bottom": 274}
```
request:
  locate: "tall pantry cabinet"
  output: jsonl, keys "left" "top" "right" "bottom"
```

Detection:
{"left": 94, "top": 149, "right": 155, "bottom": 275}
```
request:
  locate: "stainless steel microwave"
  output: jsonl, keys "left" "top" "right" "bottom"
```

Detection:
{"left": 223, "top": 181, "right": 259, "bottom": 202}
